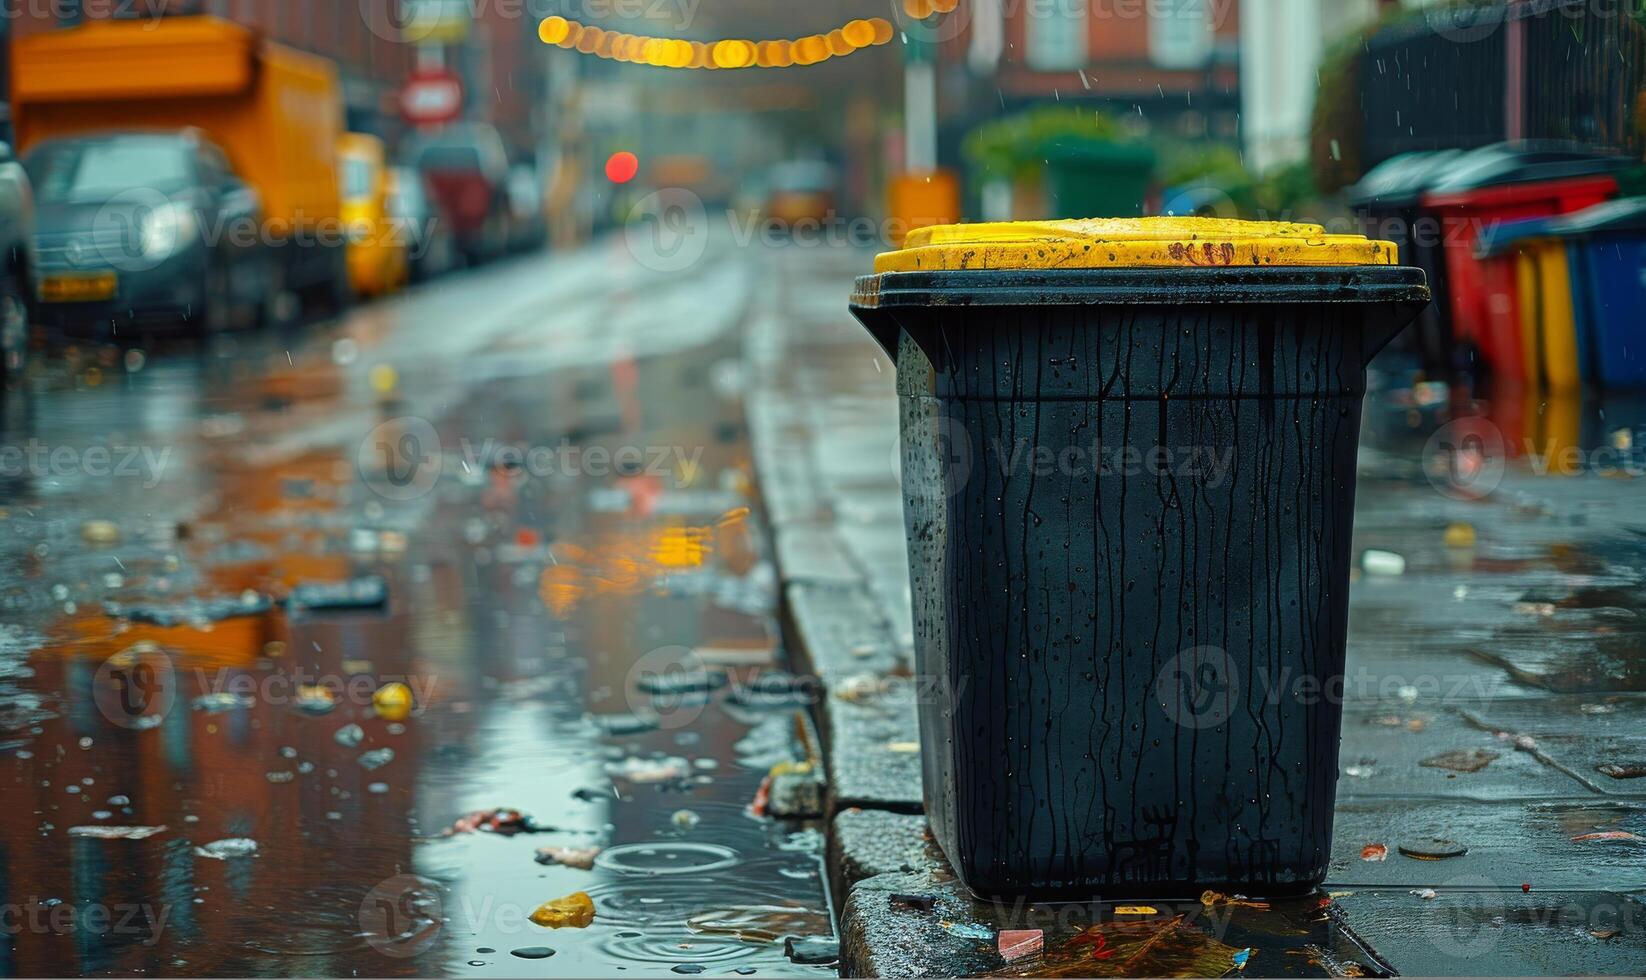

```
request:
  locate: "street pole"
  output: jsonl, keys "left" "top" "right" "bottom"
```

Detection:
{"left": 904, "top": 58, "right": 936, "bottom": 174}
{"left": 886, "top": 8, "right": 958, "bottom": 241}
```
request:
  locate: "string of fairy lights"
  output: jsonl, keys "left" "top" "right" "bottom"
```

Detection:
{"left": 536, "top": 0, "right": 961, "bottom": 70}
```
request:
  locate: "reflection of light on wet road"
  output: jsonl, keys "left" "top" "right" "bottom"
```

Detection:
{"left": 0, "top": 234, "right": 831, "bottom": 977}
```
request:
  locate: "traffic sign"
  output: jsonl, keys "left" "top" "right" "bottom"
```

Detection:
{"left": 400, "top": 69, "right": 464, "bottom": 127}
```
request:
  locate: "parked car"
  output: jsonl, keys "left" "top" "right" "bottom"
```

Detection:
{"left": 338, "top": 133, "right": 406, "bottom": 299}
{"left": 13, "top": 15, "right": 346, "bottom": 320}
{"left": 386, "top": 167, "right": 455, "bottom": 283}
{"left": 406, "top": 123, "right": 510, "bottom": 266}
{"left": 505, "top": 162, "right": 547, "bottom": 254}
{"left": 24, "top": 131, "right": 268, "bottom": 336}
{"left": 0, "top": 141, "right": 37, "bottom": 382}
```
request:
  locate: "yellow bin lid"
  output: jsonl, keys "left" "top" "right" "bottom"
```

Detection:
{"left": 875, "top": 217, "right": 1400, "bottom": 274}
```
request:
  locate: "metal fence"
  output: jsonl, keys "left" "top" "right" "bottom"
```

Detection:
{"left": 1359, "top": 0, "right": 1646, "bottom": 168}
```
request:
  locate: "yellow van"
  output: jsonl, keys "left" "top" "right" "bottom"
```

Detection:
{"left": 338, "top": 133, "right": 407, "bottom": 298}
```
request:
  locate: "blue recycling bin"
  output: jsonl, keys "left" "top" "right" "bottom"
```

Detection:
{"left": 1554, "top": 199, "right": 1646, "bottom": 389}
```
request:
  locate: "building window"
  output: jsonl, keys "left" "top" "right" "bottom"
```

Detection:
{"left": 1150, "top": 0, "right": 1213, "bottom": 69}
{"left": 1025, "top": 0, "right": 1087, "bottom": 72}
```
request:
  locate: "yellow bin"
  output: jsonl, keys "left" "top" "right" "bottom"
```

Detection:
{"left": 1480, "top": 223, "right": 1582, "bottom": 392}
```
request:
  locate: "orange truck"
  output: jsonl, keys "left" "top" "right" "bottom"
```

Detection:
{"left": 11, "top": 15, "right": 348, "bottom": 310}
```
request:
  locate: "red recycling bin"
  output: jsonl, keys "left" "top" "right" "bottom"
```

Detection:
{"left": 1421, "top": 144, "right": 1623, "bottom": 381}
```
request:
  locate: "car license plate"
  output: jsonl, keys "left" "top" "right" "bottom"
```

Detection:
{"left": 39, "top": 272, "right": 118, "bottom": 303}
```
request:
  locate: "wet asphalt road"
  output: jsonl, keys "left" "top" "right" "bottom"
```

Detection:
{"left": 0, "top": 235, "right": 837, "bottom": 977}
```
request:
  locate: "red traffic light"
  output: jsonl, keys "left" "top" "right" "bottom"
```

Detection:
{"left": 605, "top": 151, "right": 640, "bottom": 184}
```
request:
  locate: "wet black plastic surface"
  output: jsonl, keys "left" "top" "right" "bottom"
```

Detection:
{"left": 850, "top": 273, "right": 1428, "bottom": 898}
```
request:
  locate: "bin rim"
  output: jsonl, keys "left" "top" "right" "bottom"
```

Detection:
{"left": 1423, "top": 140, "right": 1630, "bottom": 197}
{"left": 876, "top": 217, "right": 1402, "bottom": 273}
{"left": 850, "top": 266, "right": 1432, "bottom": 311}
{"left": 1423, "top": 173, "right": 1619, "bottom": 210}
{"left": 1546, "top": 197, "right": 1646, "bottom": 236}
{"left": 1348, "top": 149, "right": 1468, "bottom": 210}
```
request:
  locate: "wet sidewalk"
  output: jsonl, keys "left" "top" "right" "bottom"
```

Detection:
{"left": 745, "top": 247, "right": 1646, "bottom": 977}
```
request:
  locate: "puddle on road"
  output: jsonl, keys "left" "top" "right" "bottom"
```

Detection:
{"left": 0, "top": 326, "right": 834, "bottom": 976}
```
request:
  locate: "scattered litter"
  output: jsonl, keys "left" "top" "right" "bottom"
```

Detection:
{"left": 286, "top": 576, "right": 389, "bottom": 612}
{"left": 372, "top": 682, "right": 414, "bottom": 722}
{"left": 1591, "top": 929, "right": 1620, "bottom": 940}
{"left": 535, "top": 846, "right": 601, "bottom": 870}
{"left": 1597, "top": 763, "right": 1646, "bottom": 779}
{"left": 1571, "top": 831, "right": 1644, "bottom": 843}
{"left": 358, "top": 748, "right": 395, "bottom": 771}
{"left": 940, "top": 920, "right": 995, "bottom": 941}
{"left": 687, "top": 906, "right": 831, "bottom": 943}
{"left": 1199, "top": 891, "right": 1271, "bottom": 910}
{"left": 885, "top": 740, "right": 920, "bottom": 754}
{"left": 81, "top": 519, "right": 121, "bottom": 545}
{"left": 1362, "top": 550, "right": 1406, "bottom": 576}
{"left": 1360, "top": 843, "right": 1388, "bottom": 862}
{"left": 603, "top": 755, "right": 688, "bottom": 784}
{"left": 447, "top": 808, "right": 532, "bottom": 836}
{"left": 1443, "top": 523, "right": 1476, "bottom": 549}
{"left": 783, "top": 936, "right": 839, "bottom": 965}
{"left": 588, "top": 712, "right": 660, "bottom": 736}
{"left": 728, "top": 671, "right": 816, "bottom": 709}
{"left": 1343, "top": 763, "right": 1376, "bottom": 779}
{"left": 637, "top": 669, "right": 728, "bottom": 696}
{"left": 106, "top": 592, "right": 272, "bottom": 627}
{"left": 194, "top": 838, "right": 258, "bottom": 860}
{"left": 1113, "top": 906, "right": 1159, "bottom": 915}
{"left": 334, "top": 724, "right": 364, "bottom": 748}
{"left": 192, "top": 692, "right": 252, "bottom": 713}
{"left": 1410, "top": 888, "right": 1438, "bottom": 900}
{"left": 293, "top": 685, "right": 338, "bottom": 715}
{"left": 1579, "top": 703, "right": 1619, "bottom": 715}
{"left": 998, "top": 929, "right": 1043, "bottom": 962}
{"left": 1399, "top": 839, "right": 1468, "bottom": 860}
{"left": 529, "top": 892, "right": 595, "bottom": 929}
{"left": 671, "top": 809, "right": 700, "bottom": 830}
{"left": 67, "top": 825, "right": 166, "bottom": 840}
{"left": 889, "top": 893, "right": 935, "bottom": 912}
{"left": 1513, "top": 601, "right": 1557, "bottom": 617}
{"left": 1420, "top": 748, "right": 1499, "bottom": 773}
{"left": 1232, "top": 947, "right": 1254, "bottom": 972}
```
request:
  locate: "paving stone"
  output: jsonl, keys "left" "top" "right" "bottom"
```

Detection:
{"left": 1336, "top": 701, "right": 1605, "bottom": 801}
{"left": 824, "top": 692, "right": 923, "bottom": 815}
{"left": 772, "top": 523, "right": 861, "bottom": 586}
{"left": 1331, "top": 889, "right": 1646, "bottom": 977}
{"left": 828, "top": 808, "right": 938, "bottom": 903}
{"left": 1455, "top": 695, "right": 1646, "bottom": 798}
{"left": 1329, "top": 799, "right": 1646, "bottom": 891}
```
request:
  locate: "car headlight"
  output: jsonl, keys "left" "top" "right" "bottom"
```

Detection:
{"left": 140, "top": 201, "right": 199, "bottom": 259}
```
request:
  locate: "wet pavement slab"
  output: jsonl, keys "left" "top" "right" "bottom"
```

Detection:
{"left": 749, "top": 246, "right": 1646, "bottom": 976}
{"left": 0, "top": 239, "right": 841, "bottom": 976}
